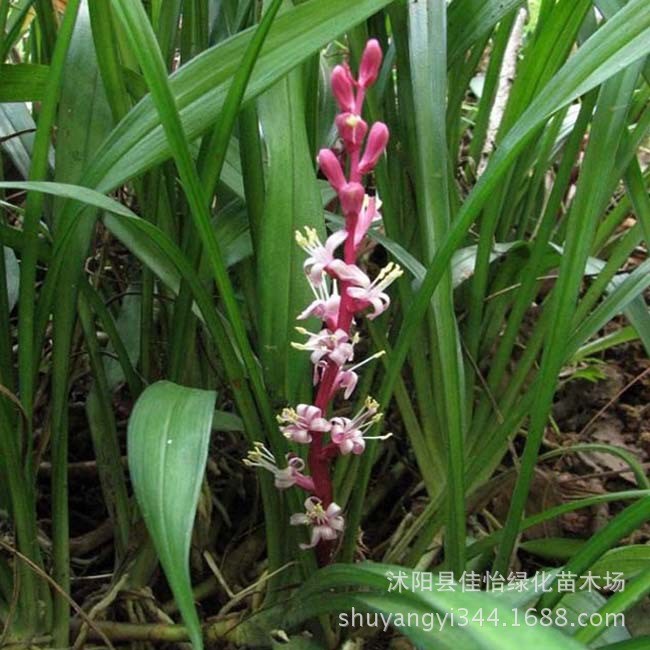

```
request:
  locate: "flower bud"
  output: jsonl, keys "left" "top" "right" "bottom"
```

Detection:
{"left": 358, "top": 39, "right": 382, "bottom": 88}
{"left": 317, "top": 148, "right": 346, "bottom": 192}
{"left": 339, "top": 182, "right": 365, "bottom": 216}
{"left": 331, "top": 65, "right": 356, "bottom": 112}
{"left": 358, "top": 122, "right": 389, "bottom": 174}
{"left": 335, "top": 113, "right": 368, "bottom": 152}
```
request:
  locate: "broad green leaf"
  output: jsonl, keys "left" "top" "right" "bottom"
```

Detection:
{"left": 257, "top": 69, "right": 322, "bottom": 399}
{"left": 53, "top": 0, "right": 113, "bottom": 226}
{"left": 128, "top": 381, "right": 217, "bottom": 650}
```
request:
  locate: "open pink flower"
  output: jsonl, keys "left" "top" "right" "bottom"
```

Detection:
{"left": 244, "top": 443, "right": 315, "bottom": 491}
{"left": 353, "top": 194, "right": 383, "bottom": 248}
{"left": 331, "top": 368, "right": 358, "bottom": 399}
{"left": 327, "top": 259, "right": 371, "bottom": 285}
{"left": 277, "top": 404, "right": 331, "bottom": 444}
{"left": 290, "top": 497, "right": 345, "bottom": 549}
{"left": 298, "top": 280, "right": 341, "bottom": 331}
{"left": 346, "top": 262, "right": 404, "bottom": 320}
{"left": 295, "top": 227, "right": 347, "bottom": 287}
{"left": 292, "top": 327, "right": 357, "bottom": 367}
{"left": 330, "top": 351, "right": 386, "bottom": 399}
{"left": 330, "top": 397, "right": 381, "bottom": 455}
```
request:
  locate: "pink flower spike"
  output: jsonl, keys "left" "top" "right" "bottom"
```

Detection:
{"left": 295, "top": 227, "right": 347, "bottom": 287}
{"left": 318, "top": 149, "right": 347, "bottom": 192}
{"left": 277, "top": 404, "right": 331, "bottom": 444}
{"left": 331, "top": 65, "right": 356, "bottom": 112}
{"left": 358, "top": 122, "right": 389, "bottom": 175}
{"left": 290, "top": 497, "right": 345, "bottom": 549}
{"left": 335, "top": 113, "right": 368, "bottom": 152}
{"left": 358, "top": 39, "right": 383, "bottom": 89}
{"left": 340, "top": 182, "right": 365, "bottom": 217}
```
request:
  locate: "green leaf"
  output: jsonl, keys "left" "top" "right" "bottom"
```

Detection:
{"left": 0, "top": 64, "right": 49, "bottom": 101}
{"left": 3, "top": 246, "right": 18, "bottom": 312}
{"left": 127, "top": 381, "right": 217, "bottom": 650}
{"left": 0, "top": 103, "right": 52, "bottom": 180}
{"left": 591, "top": 546, "right": 650, "bottom": 583}
{"left": 53, "top": 0, "right": 113, "bottom": 226}
{"left": 447, "top": 0, "right": 524, "bottom": 65}
{"left": 519, "top": 538, "right": 585, "bottom": 562}
{"left": 257, "top": 69, "right": 323, "bottom": 399}
{"left": 559, "top": 590, "right": 630, "bottom": 647}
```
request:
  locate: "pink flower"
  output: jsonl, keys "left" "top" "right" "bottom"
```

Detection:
{"left": 295, "top": 227, "right": 347, "bottom": 287}
{"left": 339, "top": 181, "right": 365, "bottom": 217}
{"left": 331, "top": 65, "right": 356, "bottom": 112}
{"left": 327, "top": 259, "right": 371, "bottom": 285}
{"left": 292, "top": 327, "right": 357, "bottom": 367}
{"left": 358, "top": 39, "right": 383, "bottom": 89}
{"left": 244, "top": 443, "right": 315, "bottom": 491}
{"left": 346, "top": 261, "right": 404, "bottom": 320}
{"left": 298, "top": 280, "right": 341, "bottom": 331}
{"left": 290, "top": 497, "right": 345, "bottom": 549}
{"left": 359, "top": 122, "right": 389, "bottom": 175}
{"left": 332, "top": 368, "right": 358, "bottom": 399}
{"left": 277, "top": 404, "right": 331, "bottom": 444}
{"left": 330, "top": 397, "right": 391, "bottom": 455}
{"left": 353, "top": 194, "right": 382, "bottom": 248}
{"left": 336, "top": 112, "right": 368, "bottom": 152}
{"left": 331, "top": 351, "right": 386, "bottom": 399}
{"left": 318, "top": 149, "right": 346, "bottom": 192}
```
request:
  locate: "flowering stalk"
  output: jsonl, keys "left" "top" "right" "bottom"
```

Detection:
{"left": 245, "top": 39, "right": 400, "bottom": 563}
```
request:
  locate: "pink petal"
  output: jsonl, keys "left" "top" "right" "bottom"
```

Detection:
{"left": 340, "top": 182, "right": 365, "bottom": 216}
{"left": 318, "top": 149, "right": 346, "bottom": 192}
{"left": 328, "top": 260, "right": 370, "bottom": 286}
{"left": 359, "top": 122, "right": 389, "bottom": 175}
{"left": 331, "top": 65, "right": 356, "bottom": 112}
{"left": 290, "top": 513, "right": 309, "bottom": 526}
{"left": 325, "top": 229, "right": 348, "bottom": 254}
{"left": 335, "top": 113, "right": 368, "bottom": 151}
{"left": 358, "top": 39, "right": 382, "bottom": 89}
